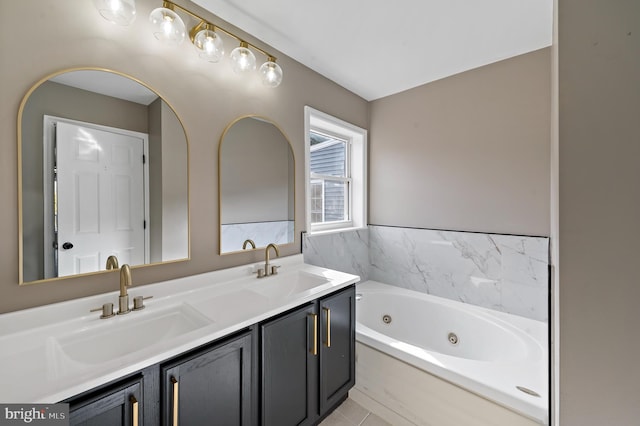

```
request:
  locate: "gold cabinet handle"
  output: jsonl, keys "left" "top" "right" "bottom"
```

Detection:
{"left": 308, "top": 313, "right": 318, "bottom": 355}
{"left": 323, "top": 307, "right": 331, "bottom": 348}
{"left": 130, "top": 396, "right": 139, "bottom": 426}
{"left": 171, "top": 377, "right": 179, "bottom": 426}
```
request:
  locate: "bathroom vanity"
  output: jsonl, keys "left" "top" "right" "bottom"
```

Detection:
{"left": 0, "top": 255, "right": 357, "bottom": 425}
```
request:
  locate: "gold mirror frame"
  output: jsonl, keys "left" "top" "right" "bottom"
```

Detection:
{"left": 218, "top": 115, "right": 296, "bottom": 255}
{"left": 17, "top": 67, "right": 191, "bottom": 285}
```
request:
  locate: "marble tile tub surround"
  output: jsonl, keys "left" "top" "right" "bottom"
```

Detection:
{"left": 221, "top": 220, "right": 294, "bottom": 252}
{"left": 302, "top": 228, "right": 370, "bottom": 280}
{"left": 304, "top": 226, "right": 549, "bottom": 321}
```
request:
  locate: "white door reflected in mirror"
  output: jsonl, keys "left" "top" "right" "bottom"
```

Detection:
{"left": 53, "top": 120, "right": 147, "bottom": 278}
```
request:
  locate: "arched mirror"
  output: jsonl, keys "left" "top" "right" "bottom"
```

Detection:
{"left": 19, "top": 68, "right": 189, "bottom": 284}
{"left": 219, "top": 116, "right": 295, "bottom": 254}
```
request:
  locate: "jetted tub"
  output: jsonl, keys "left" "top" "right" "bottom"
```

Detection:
{"left": 354, "top": 281, "right": 548, "bottom": 425}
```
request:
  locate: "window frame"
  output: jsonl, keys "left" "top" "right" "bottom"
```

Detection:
{"left": 304, "top": 106, "right": 367, "bottom": 234}
{"left": 309, "top": 131, "right": 351, "bottom": 225}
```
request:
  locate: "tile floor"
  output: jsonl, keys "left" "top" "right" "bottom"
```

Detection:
{"left": 319, "top": 398, "right": 391, "bottom": 426}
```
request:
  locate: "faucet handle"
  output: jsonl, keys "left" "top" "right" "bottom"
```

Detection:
{"left": 256, "top": 268, "right": 266, "bottom": 278}
{"left": 133, "top": 295, "right": 153, "bottom": 311}
{"left": 270, "top": 265, "right": 280, "bottom": 275}
{"left": 90, "top": 303, "right": 115, "bottom": 319}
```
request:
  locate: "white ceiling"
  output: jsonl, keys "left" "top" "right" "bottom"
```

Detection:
{"left": 50, "top": 70, "right": 159, "bottom": 105}
{"left": 193, "top": 0, "right": 553, "bottom": 101}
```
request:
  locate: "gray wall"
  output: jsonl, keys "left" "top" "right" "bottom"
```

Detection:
{"left": 369, "top": 48, "right": 551, "bottom": 237}
{"left": 148, "top": 98, "right": 187, "bottom": 263}
{"left": 220, "top": 118, "right": 292, "bottom": 224}
{"left": 148, "top": 98, "right": 163, "bottom": 262}
{"left": 0, "top": 0, "right": 368, "bottom": 312}
{"left": 558, "top": 0, "right": 640, "bottom": 423}
{"left": 160, "top": 101, "right": 189, "bottom": 261}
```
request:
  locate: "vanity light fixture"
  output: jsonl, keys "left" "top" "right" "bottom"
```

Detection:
{"left": 191, "top": 22, "right": 224, "bottom": 63}
{"left": 230, "top": 42, "right": 257, "bottom": 73}
{"left": 149, "top": 2, "right": 186, "bottom": 46}
{"left": 94, "top": 0, "right": 137, "bottom": 26}
{"left": 147, "top": 0, "right": 284, "bottom": 87}
{"left": 259, "top": 56, "right": 284, "bottom": 88}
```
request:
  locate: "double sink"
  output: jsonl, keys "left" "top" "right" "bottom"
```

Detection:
{"left": 0, "top": 254, "right": 360, "bottom": 403}
{"left": 47, "top": 269, "right": 330, "bottom": 370}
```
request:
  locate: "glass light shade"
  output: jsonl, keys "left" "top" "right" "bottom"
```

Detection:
{"left": 194, "top": 29, "right": 224, "bottom": 62}
{"left": 94, "top": 0, "right": 136, "bottom": 26}
{"left": 149, "top": 7, "right": 186, "bottom": 46}
{"left": 230, "top": 45, "right": 257, "bottom": 74}
{"left": 259, "top": 60, "right": 283, "bottom": 87}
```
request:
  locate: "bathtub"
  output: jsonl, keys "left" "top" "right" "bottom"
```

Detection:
{"left": 353, "top": 281, "right": 548, "bottom": 426}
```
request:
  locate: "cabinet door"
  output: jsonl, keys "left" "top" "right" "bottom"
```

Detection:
{"left": 261, "top": 302, "right": 319, "bottom": 426}
{"left": 69, "top": 377, "right": 142, "bottom": 426}
{"left": 162, "top": 331, "right": 253, "bottom": 426}
{"left": 319, "top": 285, "right": 356, "bottom": 413}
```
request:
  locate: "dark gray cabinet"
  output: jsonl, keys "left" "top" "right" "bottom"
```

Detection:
{"left": 319, "top": 286, "right": 356, "bottom": 413}
{"left": 69, "top": 377, "right": 142, "bottom": 426}
{"left": 261, "top": 302, "right": 319, "bottom": 426}
{"left": 261, "top": 285, "right": 356, "bottom": 426}
{"left": 64, "top": 284, "right": 355, "bottom": 426}
{"left": 161, "top": 330, "right": 254, "bottom": 426}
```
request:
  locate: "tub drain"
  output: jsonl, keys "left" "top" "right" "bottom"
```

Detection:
{"left": 447, "top": 332, "right": 459, "bottom": 345}
{"left": 516, "top": 386, "right": 541, "bottom": 397}
{"left": 382, "top": 314, "right": 392, "bottom": 324}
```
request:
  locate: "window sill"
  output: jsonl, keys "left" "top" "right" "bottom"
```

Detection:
{"left": 306, "top": 226, "right": 368, "bottom": 237}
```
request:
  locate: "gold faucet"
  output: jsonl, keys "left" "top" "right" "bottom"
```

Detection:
{"left": 90, "top": 262, "right": 151, "bottom": 318}
{"left": 242, "top": 239, "right": 256, "bottom": 250}
{"left": 118, "top": 264, "right": 132, "bottom": 315}
{"left": 262, "top": 243, "right": 280, "bottom": 278}
{"left": 106, "top": 255, "right": 119, "bottom": 270}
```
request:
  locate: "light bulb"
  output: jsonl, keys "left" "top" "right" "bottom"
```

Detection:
{"left": 230, "top": 43, "right": 257, "bottom": 74}
{"left": 149, "top": 7, "right": 186, "bottom": 46}
{"left": 194, "top": 29, "right": 224, "bottom": 62}
{"left": 259, "top": 59, "right": 283, "bottom": 87}
{"left": 94, "top": 0, "right": 136, "bottom": 26}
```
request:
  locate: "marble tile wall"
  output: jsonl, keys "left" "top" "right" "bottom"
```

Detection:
{"left": 302, "top": 228, "right": 370, "bottom": 280}
{"left": 368, "top": 226, "right": 549, "bottom": 321}
{"left": 221, "top": 221, "right": 294, "bottom": 253}
{"left": 303, "top": 226, "right": 549, "bottom": 321}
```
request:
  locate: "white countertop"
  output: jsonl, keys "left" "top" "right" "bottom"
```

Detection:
{"left": 0, "top": 255, "right": 359, "bottom": 403}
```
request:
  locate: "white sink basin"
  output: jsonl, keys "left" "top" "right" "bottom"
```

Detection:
{"left": 51, "top": 303, "right": 212, "bottom": 366}
{"left": 249, "top": 270, "right": 330, "bottom": 299}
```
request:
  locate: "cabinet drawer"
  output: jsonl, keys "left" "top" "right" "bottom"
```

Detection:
{"left": 68, "top": 376, "right": 142, "bottom": 426}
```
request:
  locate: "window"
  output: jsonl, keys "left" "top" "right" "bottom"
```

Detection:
{"left": 310, "top": 132, "right": 348, "bottom": 223}
{"left": 305, "top": 107, "right": 367, "bottom": 233}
